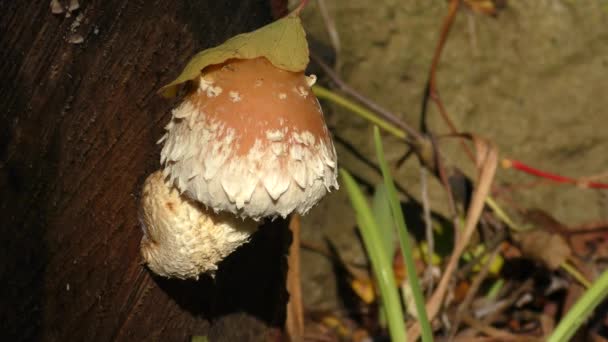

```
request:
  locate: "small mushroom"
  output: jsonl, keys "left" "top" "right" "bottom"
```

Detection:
{"left": 160, "top": 57, "right": 338, "bottom": 220}
{"left": 140, "top": 171, "right": 257, "bottom": 279}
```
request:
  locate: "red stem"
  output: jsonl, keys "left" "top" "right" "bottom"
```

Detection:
{"left": 295, "top": 0, "right": 310, "bottom": 15}
{"left": 504, "top": 159, "right": 608, "bottom": 189}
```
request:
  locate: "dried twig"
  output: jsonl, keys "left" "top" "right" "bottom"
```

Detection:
{"left": 433, "top": 137, "right": 461, "bottom": 229}
{"left": 423, "top": 0, "right": 475, "bottom": 162}
{"left": 462, "top": 313, "right": 541, "bottom": 342}
{"left": 311, "top": 53, "right": 423, "bottom": 142}
{"left": 408, "top": 136, "right": 498, "bottom": 341}
{"left": 316, "top": 0, "right": 341, "bottom": 71}
{"left": 568, "top": 221, "right": 608, "bottom": 233}
{"left": 294, "top": 0, "right": 310, "bottom": 15}
{"left": 420, "top": 167, "right": 436, "bottom": 296}
{"left": 450, "top": 245, "right": 502, "bottom": 339}
{"left": 479, "top": 279, "right": 534, "bottom": 323}
{"left": 455, "top": 229, "right": 505, "bottom": 280}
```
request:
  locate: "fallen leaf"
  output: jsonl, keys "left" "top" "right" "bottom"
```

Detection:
{"left": 453, "top": 280, "right": 471, "bottom": 303}
{"left": 570, "top": 230, "right": 608, "bottom": 260}
{"left": 160, "top": 14, "right": 309, "bottom": 97}
{"left": 350, "top": 277, "right": 375, "bottom": 304}
{"left": 514, "top": 229, "right": 571, "bottom": 270}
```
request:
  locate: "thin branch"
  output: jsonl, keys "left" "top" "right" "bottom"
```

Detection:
{"left": 560, "top": 261, "right": 591, "bottom": 289}
{"left": 428, "top": 0, "right": 460, "bottom": 92}
{"left": 409, "top": 136, "right": 498, "bottom": 341}
{"left": 313, "top": 85, "right": 407, "bottom": 140}
{"left": 568, "top": 221, "right": 608, "bottom": 233}
{"left": 454, "top": 229, "right": 505, "bottom": 280}
{"left": 431, "top": 135, "right": 460, "bottom": 227}
{"left": 503, "top": 159, "right": 608, "bottom": 189}
{"left": 450, "top": 245, "right": 501, "bottom": 339}
{"left": 424, "top": 0, "right": 476, "bottom": 162}
{"left": 294, "top": 0, "right": 310, "bottom": 15}
{"left": 462, "top": 313, "right": 541, "bottom": 342}
{"left": 311, "top": 53, "right": 423, "bottom": 142}
{"left": 313, "top": 84, "right": 521, "bottom": 241}
{"left": 316, "top": 0, "right": 341, "bottom": 71}
{"left": 420, "top": 167, "right": 435, "bottom": 296}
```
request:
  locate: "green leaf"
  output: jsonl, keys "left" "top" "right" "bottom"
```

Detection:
{"left": 160, "top": 14, "right": 309, "bottom": 97}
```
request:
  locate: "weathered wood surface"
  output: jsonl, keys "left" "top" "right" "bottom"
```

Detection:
{"left": 0, "top": 1, "right": 289, "bottom": 341}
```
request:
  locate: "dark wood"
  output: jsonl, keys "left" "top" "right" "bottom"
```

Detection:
{"left": 0, "top": 1, "right": 290, "bottom": 341}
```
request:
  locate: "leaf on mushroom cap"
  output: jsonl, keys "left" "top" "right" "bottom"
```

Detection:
{"left": 159, "top": 14, "right": 309, "bottom": 98}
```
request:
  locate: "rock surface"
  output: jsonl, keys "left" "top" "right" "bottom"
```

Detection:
{"left": 298, "top": 0, "right": 608, "bottom": 314}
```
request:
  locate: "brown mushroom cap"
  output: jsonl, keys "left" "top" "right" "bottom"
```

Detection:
{"left": 140, "top": 171, "right": 257, "bottom": 279}
{"left": 160, "top": 57, "right": 338, "bottom": 219}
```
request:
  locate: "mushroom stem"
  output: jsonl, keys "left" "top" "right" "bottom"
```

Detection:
{"left": 140, "top": 171, "right": 258, "bottom": 279}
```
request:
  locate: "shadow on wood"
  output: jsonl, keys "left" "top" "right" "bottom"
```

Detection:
{"left": 154, "top": 222, "right": 290, "bottom": 325}
{"left": 0, "top": 0, "right": 289, "bottom": 340}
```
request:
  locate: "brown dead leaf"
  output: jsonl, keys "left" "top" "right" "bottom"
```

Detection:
{"left": 350, "top": 277, "right": 375, "bottom": 304}
{"left": 591, "top": 331, "right": 608, "bottom": 342}
{"left": 570, "top": 230, "right": 608, "bottom": 260}
{"left": 514, "top": 229, "right": 571, "bottom": 270}
{"left": 453, "top": 280, "right": 471, "bottom": 303}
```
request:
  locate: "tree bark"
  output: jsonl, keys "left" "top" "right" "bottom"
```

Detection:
{"left": 0, "top": 1, "right": 289, "bottom": 341}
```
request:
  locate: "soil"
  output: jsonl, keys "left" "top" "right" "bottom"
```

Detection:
{"left": 298, "top": 0, "right": 608, "bottom": 315}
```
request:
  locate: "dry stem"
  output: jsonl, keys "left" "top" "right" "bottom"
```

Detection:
{"left": 286, "top": 214, "right": 304, "bottom": 341}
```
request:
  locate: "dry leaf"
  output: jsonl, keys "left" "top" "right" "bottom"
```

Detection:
{"left": 160, "top": 14, "right": 309, "bottom": 97}
{"left": 514, "top": 229, "right": 571, "bottom": 270}
{"left": 350, "top": 277, "right": 375, "bottom": 304}
{"left": 569, "top": 228, "right": 608, "bottom": 260}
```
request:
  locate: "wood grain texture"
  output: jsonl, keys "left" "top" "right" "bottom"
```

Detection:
{"left": 0, "top": 1, "right": 289, "bottom": 341}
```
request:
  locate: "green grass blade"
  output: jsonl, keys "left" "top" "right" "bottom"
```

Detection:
{"left": 548, "top": 268, "right": 608, "bottom": 342}
{"left": 373, "top": 126, "right": 434, "bottom": 342}
{"left": 312, "top": 85, "right": 407, "bottom": 140}
{"left": 341, "top": 169, "right": 407, "bottom": 342}
{"left": 372, "top": 183, "right": 397, "bottom": 329}
{"left": 372, "top": 183, "right": 397, "bottom": 263}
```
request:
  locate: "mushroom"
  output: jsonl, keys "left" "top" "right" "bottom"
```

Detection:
{"left": 140, "top": 171, "right": 257, "bottom": 279}
{"left": 159, "top": 57, "right": 339, "bottom": 219}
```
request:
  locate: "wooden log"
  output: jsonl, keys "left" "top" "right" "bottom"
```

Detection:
{"left": 0, "top": 1, "right": 289, "bottom": 340}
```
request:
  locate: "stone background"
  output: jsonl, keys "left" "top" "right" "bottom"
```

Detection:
{"left": 298, "top": 0, "right": 608, "bottom": 313}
